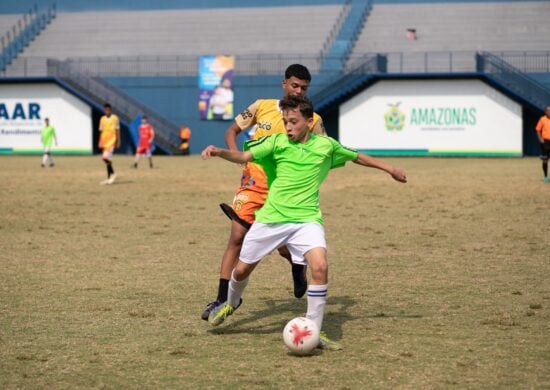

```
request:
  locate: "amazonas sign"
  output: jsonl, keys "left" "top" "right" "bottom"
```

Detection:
{"left": 340, "top": 79, "right": 522, "bottom": 156}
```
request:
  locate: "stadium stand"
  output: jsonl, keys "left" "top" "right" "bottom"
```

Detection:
{"left": 1, "top": 0, "right": 549, "bottom": 155}
{"left": 352, "top": 2, "right": 550, "bottom": 55}
{"left": 4, "top": 4, "right": 344, "bottom": 77}
{"left": 0, "top": 14, "right": 19, "bottom": 33}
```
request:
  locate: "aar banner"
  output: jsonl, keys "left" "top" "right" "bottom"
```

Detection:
{"left": 198, "top": 55, "right": 234, "bottom": 121}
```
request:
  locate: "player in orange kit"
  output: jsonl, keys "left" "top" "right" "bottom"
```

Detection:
{"left": 133, "top": 115, "right": 155, "bottom": 169}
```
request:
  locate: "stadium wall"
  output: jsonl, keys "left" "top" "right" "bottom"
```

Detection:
{"left": 104, "top": 75, "right": 285, "bottom": 154}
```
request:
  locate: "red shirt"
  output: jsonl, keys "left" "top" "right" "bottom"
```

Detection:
{"left": 138, "top": 124, "right": 155, "bottom": 145}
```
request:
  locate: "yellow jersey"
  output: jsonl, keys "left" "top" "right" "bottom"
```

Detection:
{"left": 99, "top": 114, "right": 120, "bottom": 149}
{"left": 235, "top": 99, "right": 325, "bottom": 139}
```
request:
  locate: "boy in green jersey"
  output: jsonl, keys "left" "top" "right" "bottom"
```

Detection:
{"left": 201, "top": 95, "right": 407, "bottom": 350}
{"left": 41, "top": 118, "right": 57, "bottom": 167}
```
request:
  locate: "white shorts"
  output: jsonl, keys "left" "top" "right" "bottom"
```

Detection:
{"left": 240, "top": 222, "right": 326, "bottom": 266}
{"left": 102, "top": 147, "right": 114, "bottom": 159}
{"left": 43, "top": 146, "right": 51, "bottom": 153}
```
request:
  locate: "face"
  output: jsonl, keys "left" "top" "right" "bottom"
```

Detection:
{"left": 282, "top": 76, "right": 310, "bottom": 98}
{"left": 142, "top": 117, "right": 148, "bottom": 124}
{"left": 283, "top": 107, "right": 313, "bottom": 143}
{"left": 45, "top": 119, "right": 49, "bottom": 125}
{"left": 104, "top": 106, "right": 112, "bottom": 117}
{"left": 546, "top": 106, "right": 550, "bottom": 117}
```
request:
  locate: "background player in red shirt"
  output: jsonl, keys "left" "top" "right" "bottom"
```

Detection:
{"left": 133, "top": 115, "right": 155, "bottom": 169}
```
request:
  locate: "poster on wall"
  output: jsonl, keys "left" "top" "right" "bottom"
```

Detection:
{"left": 339, "top": 79, "right": 523, "bottom": 156}
{"left": 198, "top": 55, "right": 234, "bottom": 121}
{"left": 0, "top": 83, "right": 93, "bottom": 154}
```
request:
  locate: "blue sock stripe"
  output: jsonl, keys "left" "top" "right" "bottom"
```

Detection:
{"left": 307, "top": 290, "right": 327, "bottom": 297}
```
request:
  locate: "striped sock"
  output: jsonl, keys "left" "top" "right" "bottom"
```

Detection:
{"left": 306, "top": 284, "right": 328, "bottom": 330}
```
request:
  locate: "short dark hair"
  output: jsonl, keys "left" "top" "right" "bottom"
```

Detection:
{"left": 104, "top": 103, "right": 111, "bottom": 109}
{"left": 285, "top": 64, "right": 311, "bottom": 82}
{"left": 142, "top": 115, "right": 148, "bottom": 120}
{"left": 279, "top": 95, "right": 314, "bottom": 119}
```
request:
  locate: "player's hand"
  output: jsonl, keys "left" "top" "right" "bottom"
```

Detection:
{"left": 201, "top": 145, "right": 219, "bottom": 159}
{"left": 391, "top": 167, "right": 407, "bottom": 183}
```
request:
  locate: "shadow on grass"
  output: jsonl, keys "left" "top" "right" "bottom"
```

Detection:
{"left": 208, "top": 295, "right": 357, "bottom": 341}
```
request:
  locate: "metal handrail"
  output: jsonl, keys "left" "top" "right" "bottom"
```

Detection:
{"left": 476, "top": 51, "right": 550, "bottom": 111}
{"left": 0, "top": 3, "right": 56, "bottom": 72}
{"left": 47, "top": 59, "right": 181, "bottom": 153}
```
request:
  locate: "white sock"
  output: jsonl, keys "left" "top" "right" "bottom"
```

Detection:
{"left": 42, "top": 154, "right": 48, "bottom": 165}
{"left": 48, "top": 155, "right": 54, "bottom": 165}
{"left": 227, "top": 270, "right": 249, "bottom": 308}
{"left": 306, "top": 284, "right": 328, "bottom": 331}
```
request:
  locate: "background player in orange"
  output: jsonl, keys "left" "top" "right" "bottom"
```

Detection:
{"left": 535, "top": 105, "right": 550, "bottom": 183}
{"left": 179, "top": 125, "right": 192, "bottom": 155}
{"left": 98, "top": 103, "right": 120, "bottom": 185}
{"left": 133, "top": 115, "right": 155, "bottom": 169}
{"left": 201, "top": 64, "right": 326, "bottom": 320}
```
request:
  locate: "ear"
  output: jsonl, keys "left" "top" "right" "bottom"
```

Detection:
{"left": 282, "top": 79, "right": 287, "bottom": 89}
{"left": 306, "top": 117, "right": 314, "bottom": 128}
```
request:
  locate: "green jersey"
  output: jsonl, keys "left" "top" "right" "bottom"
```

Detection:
{"left": 41, "top": 125, "right": 56, "bottom": 148}
{"left": 246, "top": 133, "right": 358, "bottom": 224}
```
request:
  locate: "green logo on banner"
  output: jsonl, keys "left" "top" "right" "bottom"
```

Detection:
{"left": 385, "top": 102, "right": 405, "bottom": 131}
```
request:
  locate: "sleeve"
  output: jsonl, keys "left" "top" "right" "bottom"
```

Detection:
{"left": 245, "top": 134, "right": 278, "bottom": 161}
{"left": 328, "top": 137, "right": 358, "bottom": 169}
{"left": 310, "top": 114, "right": 326, "bottom": 135}
{"left": 234, "top": 100, "right": 260, "bottom": 131}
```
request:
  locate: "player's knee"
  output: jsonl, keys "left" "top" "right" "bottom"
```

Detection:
{"left": 309, "top": 261, "right": 328, "bottom": 280}
{"left": 234, "top": 262, "right": 253, "bottom": 280}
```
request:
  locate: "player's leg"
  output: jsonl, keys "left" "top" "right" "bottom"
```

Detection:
{"left": 133, "top": 152, "right": 140, "bottom": 168}
{"left": 201, "top": 219, "right": 248, "bottom": 320}
{"left": 287, "top": 223, "right": 341, "bottom": 350}
{"left": 41, "top": 150, "right": 48, "bottom": 167}
{"left": 101, "top": 148, "right": 116, "bottom": 184}
{"left": 541, "top": 141, "right": 549, "bottom": 182}
{"left": 48, "top": 152, "right": 55, "bottom": 167}
{"left": 277, "top": 245, "right": 307, "bottom": 298}
{"left": 208, "top": 222, "right": 289, "bottom": 326}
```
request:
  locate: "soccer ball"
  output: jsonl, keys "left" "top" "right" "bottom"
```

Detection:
{"left": 282, "top": 317, "right": 320, "bottom": 355}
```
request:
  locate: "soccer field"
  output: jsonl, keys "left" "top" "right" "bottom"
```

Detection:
{"left": 1, "top": 155, "right": 548, "bottom": 388}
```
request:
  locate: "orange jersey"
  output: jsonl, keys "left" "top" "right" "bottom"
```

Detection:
{"left": 536, "top": 116, "right": 550, "bottom": 140}
{"left": 99, "top": 114, "right": 120, "bottom": 149}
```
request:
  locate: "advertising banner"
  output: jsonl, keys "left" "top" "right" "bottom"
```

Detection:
{"left": 198, "top": 55, "right": 234, "bottom": 121}
{"left": 339, "top": 79, "right": 523, "bottom": 156}
{"left": 0, "top": 83, "right": 92, "bottom": 154}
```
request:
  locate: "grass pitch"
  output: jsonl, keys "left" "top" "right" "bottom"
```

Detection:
{"left": 0, "top": 155, "right": 549, "bottom": 389}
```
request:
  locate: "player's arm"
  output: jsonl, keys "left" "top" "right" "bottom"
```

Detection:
{"left": 354, "top": 152, "right": 407, "bottom": 183}
{"left": 54, "top": 129, "right": 58, "bottom": 146}
{"left": 115, "top": 118, "right": 121, "bottom": 148}
{"left": 225, "top": 122, "right": 243, "bottom": 151}
{"left": 150, "top": 127, "right": 155, "bottom": 143}
{"left": 201, "top": 145, "right": 253, "bottom": 163}
{"left": 226, "top": 101, "right": 260, "bottom": 150}
{"left": 535, "top": 120, "right": 544, "bottom": 143}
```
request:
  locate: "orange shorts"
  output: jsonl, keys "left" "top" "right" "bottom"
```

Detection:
{"left": 232, "top": 188, "right": 267, "bottom": 225}
{"left": 231, "top": 162, "right": 269, "bottom": 224}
